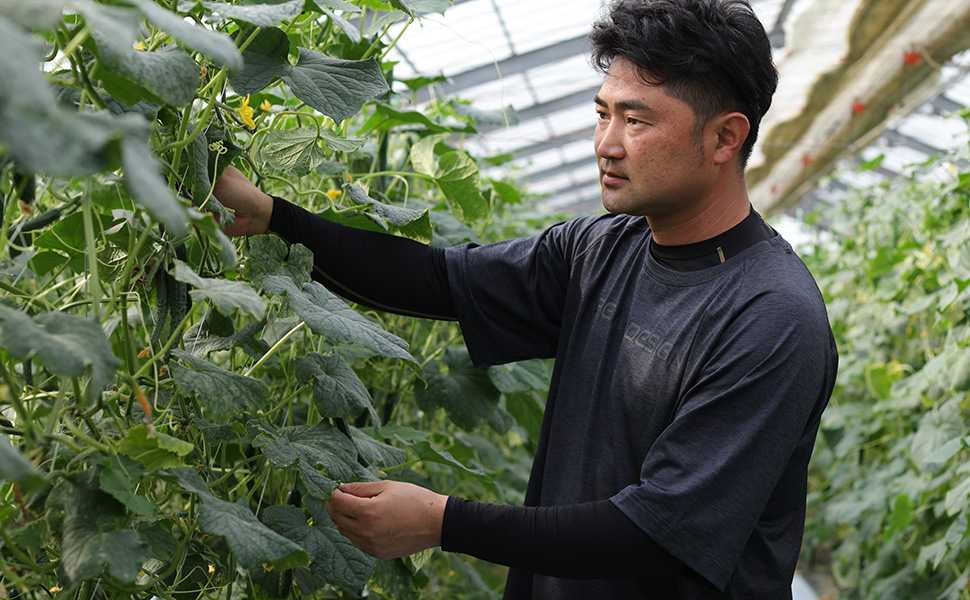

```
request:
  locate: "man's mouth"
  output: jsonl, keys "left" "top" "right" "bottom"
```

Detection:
{"left": 600, "top": 168, "right": 627, "bottom": 186}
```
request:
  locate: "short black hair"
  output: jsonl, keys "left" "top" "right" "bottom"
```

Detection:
{"left": 588, "top": 0, "right": 778, "bottom": 166}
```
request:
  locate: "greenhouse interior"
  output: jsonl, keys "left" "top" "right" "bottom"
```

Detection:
{"left": 2, "top": 0, "right": 970, "bottom": 599}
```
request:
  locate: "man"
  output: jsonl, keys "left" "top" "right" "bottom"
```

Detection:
{"left": 213, "top": 0, "right": 838, "bottom": 597}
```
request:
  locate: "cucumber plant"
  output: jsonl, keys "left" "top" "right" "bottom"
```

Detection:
{"left": 0, "top": 1, "right": 553, "bottom": 599}
{"left": 802, "top": 130, "right": 970, "bottom": 599}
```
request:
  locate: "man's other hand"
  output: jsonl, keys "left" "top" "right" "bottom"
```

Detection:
{"left": 325, "top": 480, "right": 448, "bottom": 560}
{"left": 212, "top": 165, "right": 274, "bottom": 236}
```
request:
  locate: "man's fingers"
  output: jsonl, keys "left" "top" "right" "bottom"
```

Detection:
{"left": 337, "top": 481, "right": 385, "bottom": 499}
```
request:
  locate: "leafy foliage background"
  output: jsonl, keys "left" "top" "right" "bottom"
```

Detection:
{"left": 801, "top": 128, "right": 970, "bottom": 599}
{"left": 0, "top": 1, "right": 557, "bottom": 598}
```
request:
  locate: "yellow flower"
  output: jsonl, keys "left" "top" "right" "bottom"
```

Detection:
{"left": 133, "top": 42, "right": 146, "bottom": 51}
{"left": 326, "top": 189, "right": 342, "bottom": 200}
{"left": 208, "top": 564, "right": 215, "bottom": 574}
{"left": 260, "top": 99, "right": 272, "bottom": 112}
{"left": 237, "top": 95, "right": 256, "bottom": 128}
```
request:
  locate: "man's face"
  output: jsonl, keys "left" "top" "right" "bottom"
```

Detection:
{"left": 594, "top": 57, "right": 716, "bottom": 219}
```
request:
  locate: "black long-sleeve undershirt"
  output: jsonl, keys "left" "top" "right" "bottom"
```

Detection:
{"left": 265, "top": 195, "right": 773, "bottom": 580}
{"left": 268, "top": 196, "right": 457, "bottom": 320}
{"left": 442, "top": 497, "right": 683, "bottom": 579}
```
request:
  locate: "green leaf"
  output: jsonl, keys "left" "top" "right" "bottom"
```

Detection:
{"left": 263, "top": 276, "right": 420, "bottom": 373}
{"left": 299, "top": 457, "right": 340, "bottom": 498}
{"left": 0, "top": 0, "right": 68, "bottom": 28}
{"left": 410, "top": 135, "right": 438, "bottom": 177}
{"left": 172, "top": 260, "right": 267, "bottom": 318}
{"left": 90, "top": 32, "right": 199, "bottom": 107}
{"left": 886, "top": 494, "right": 913, "bottom": 538}
{"left": 263, "top": 501, "right": 376, "bottom": 589}
{"left": 364, "top": 103, "right": 475, "bottom": 135}
{"left": 169, "top": 349, "right": 271, "bottom": 422}
{"left": 199, "top": 0, "right": 305, "bottom": 27}
{"left": 186, "top": 123, "right": 234, "bottom": 226}
{"left": 348, "top": 426, "right": 406, "bottom": 468}
{"left": 488, "top": 360, "right": 551, "bottom": 393}
{"left": 0, "top": 306, "right": 121, "bottom": 406}
{"left": 408, "top": 440, "right": 494, "bottom": 491}
{"left": 910, "top": 400, "right": 965, "bottom": 471}
{"left": 118, "top": 424, "right": 194, "bottom": 472}
{"left": 258, "top": 127, "right": 363, "bottom": 176}
{"left": 945, "top": 476, "right": 970, "bottom": 517}
{"left": 253, "top": 423, "right": 363, "bottom": 483}
{"left": 416, "top": 348, "right": 499, "bottom": 430}
{"left": 343, "top": 184, "right": 433, "bottom": 244}
{"left": 99, "top": 455, "right": 156, "bottom": 518}
{"left": 295, "top": 352, "right": 379, "bottom": 423}
{"left": 199, "top": 497, "right": 309, "bottom": 570}
{"left": 0, "top": 434, "right": 43, "bottom": 487}
{"left": 121, "top": 136, "right": 192, "bottom": 237}
{"left": 317, "top": 4, "right": 361, "bottom": 43}
{"left": 46, "top": 470, "right": 149, "bottom": 586}
{"left": 504, "top": 392, "right": 544, "bottom": 442}
{"left": 229, "top": 26, "right": 291, "bottom": 93}
{"left": 129, "top": 0, "right": 243, "bottom": 70}
{"left": 244, "top": 234, "right": 313, "bottom": 287}
{"left": 0, "top": 15, "right": 135, "bottom": 176}
{"left": 189, "top": 210, "right": 239, "bottom": 271}
{"left": 435, "top": 151, "right": 488, "bottom": 223}
{"left": 134, "top": 521, "right": 180, "bottom": 561}
{"left": 231, "top": 28, "right": 388, "bottom": 123}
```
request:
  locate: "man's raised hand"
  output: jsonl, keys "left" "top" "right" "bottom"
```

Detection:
{"left": 212, "top": 165, "right": 274, "bottom": 236}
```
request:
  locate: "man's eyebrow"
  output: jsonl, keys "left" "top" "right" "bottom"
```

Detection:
{"left": 593, "top": 95, "right": 650, "bottom": 112}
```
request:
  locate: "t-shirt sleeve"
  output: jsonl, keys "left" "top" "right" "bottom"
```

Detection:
{"left": 610, "top": 276, "right": 836, "bottom": 590}
{"left": 444, "top": 219, "right": 585, "bottom": 367}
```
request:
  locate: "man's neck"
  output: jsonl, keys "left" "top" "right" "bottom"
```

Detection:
{"left": 647, "top": 181, "right": 751, "bottom": 246}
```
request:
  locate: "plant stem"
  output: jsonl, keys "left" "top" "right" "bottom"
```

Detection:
{"left": 244, "top": 322, "right": 305, "bottom": 377}
{"left": 82, "top": 178, "right": 101, "bottom": 320}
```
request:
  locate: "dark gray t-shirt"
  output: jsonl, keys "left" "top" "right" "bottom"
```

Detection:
{"left": 444, "top": 213, "right": 838, "bottom": 599}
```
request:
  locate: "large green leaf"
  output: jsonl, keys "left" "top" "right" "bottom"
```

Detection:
{"left": 0, "top": 0, "right": 67, "bottom": 28}
{"left": 199, "top": 498, "right": 309, "bottom": 570}
{"left": 98, "top": 455, "right": 156, "bottom": 518}
{"left": 90, "top": 31, "right": 198, "bottom": 107}
{"left": 169, "top": 349, "right": 270, "bottom": 422}
{"left": 295, "top": 352, "right": 379, "bottom": 423}
{"left": 416, "top": 348, "right": 499, "bottom": 430}
{"left": 0, "top": 306, "right": 120, "bottom": 406}
{"left": 46, "top": 470, "right": 149, "bottom": 587}
{"left": 911, "top": 399, "right": 965, "bottom": 471}
{"left": 121, "top": 136, "right": 192, "bottom": 237}
{"left": 129, "top": 0, "right": 242, "bottom": 71}
{"left": 253, "top": 423, "right": 363, "bottom": 483}
{"left": 164, "top": 466, "right": 310, "bottom": 570}
{"left": 0, "top": 15, "right": 143, "bottom": 178}
{"left": 262, "top": 501, "right": 376, "bottom": 590}
{"left": 172, "top": 260, "right": 267, "bottom": 318}
{"left": 258, "top": 127, "right": 364, "bottom": 176}
{"left": 196, "top": 0, "right": 305, "bottom": 27}
{"left": 244, "top": 234, "right": 313, "bottom": 288}
{"left": 231, "top": 27, "right": 388, "bottom": 123}
{"left": 343, "top": 184, "right": 432, "bottom": 244}
{"left": 348, "top": 426, "right": 406, "bottom": 468}
{"left": 263, "top": 275, "right": 420, "bottom": 373}
{"left": 435, "top": 151, "right": 487, "bottom": 223}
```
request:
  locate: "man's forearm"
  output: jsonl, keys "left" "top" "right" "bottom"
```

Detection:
{"left": 268, "top": 196, "right": 458, "bottom": 320}
{"left": 441, "top": 497, "right": 683, "bottom": 579}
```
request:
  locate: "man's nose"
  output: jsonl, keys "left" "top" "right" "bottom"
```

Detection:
{"left": 595, "top": 122, "right": 626, "bottom": 160}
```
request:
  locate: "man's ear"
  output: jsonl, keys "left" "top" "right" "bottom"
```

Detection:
{"left": 711, "top": 112, "right": 750, "bottom": 166}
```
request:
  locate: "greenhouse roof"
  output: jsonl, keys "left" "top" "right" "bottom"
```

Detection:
{"left": 384, "top": 0, "right": 970, "bottom": 218}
